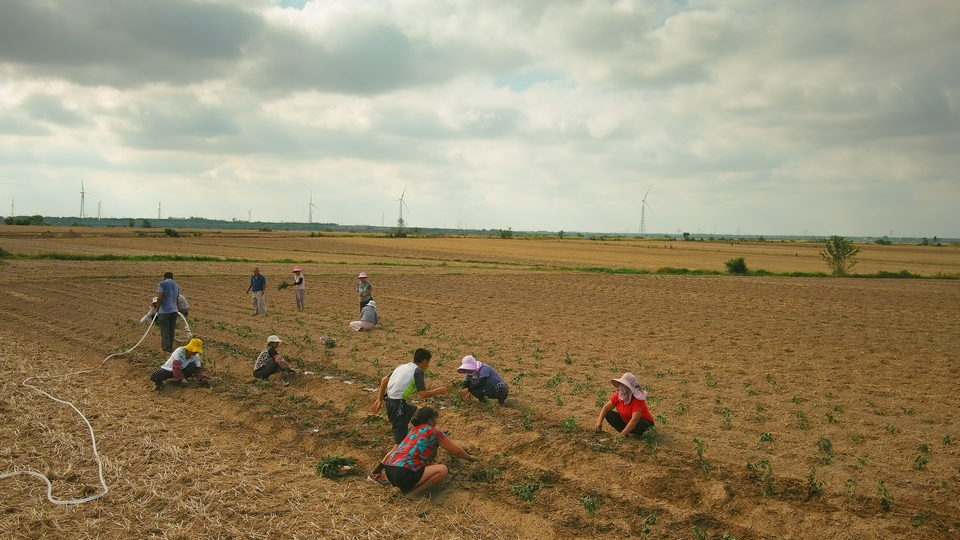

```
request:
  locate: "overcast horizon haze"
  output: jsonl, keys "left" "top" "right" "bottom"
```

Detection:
{"left": 2, "top": 0, "right": 959, "bottom": 238}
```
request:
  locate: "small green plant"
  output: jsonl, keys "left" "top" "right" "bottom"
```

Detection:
{"left": 850, "top": 433, "right": 865, "bottom": 444}
{"left": 765, "top": 373, "right": 777, "bottom": 387}
{"left": 315, "top": 456, "right": 357, "bottom": 479}
{"left": 746, "top": 458, "right": 776, "bottom": 495}
{"left": 579, "top": 495, "right": 602, "bottom": 517}
{"left": 470, "top": 468, "right": 501, "bottom": 483}
{"left": 694, "top": 438, "right": 712, "bottom": 478}
{"left": 806, "top": 465, "right": 823, "bottom": 500}
{"left": 693, "top": 525, "right": 708, "bottom": 540}
{"left": 759, "top": 432, "right": 774, "bottom": 444}
{"left": 511, "top": 482, "right": 543, "bottom": 503}
{"left": 911, "top": 511, "right": 930, "bottom": 529}
{"left": 791, "top": 395, "right": 804, "bottom": 404}
{"left": 704, "top": 372, "right": 717, "bottom": 387}
{"left": 844, "top": 478, "right": 858, "bottom": 498}
{"left": 833, "top": 404, "right": 844, "bottom": 412}
{"left": 595, "top": 388, "right": 608, "bottom": 408}
{"left": 944, "top": 435, "right": 954, "bottom": 445}
{"left": 825, "top": 413, "right": 837, "bottom": 424}
{"left": 912, "top": 455, "right": 928, "bottom": 470}
{"left": 415, "top": 323, "right": 431, "bottom": 336}
{"left": 917, "top": 443, "right": 930, "bottom": 453}
{"left": 344, "top": 399, "right": 359, "bottom": 414}
{"left": 674, "top": 403, "right": 687, "bottom": 416}
{"left": 877, "top": 480, "right": 893, "bottom": 512}
{"left": 817, "top": 437, "right": 833, "bottom": 464}
{"left": 655, "top": 413, "right": 668, "bottom": 425}
{"left": 520, "top": 406, "right": 534, "bottom": 430}
{"left": 564, "top": 352, "right": 573, "bottom": 365}
{"left": 640, "top": 427, "right": 659, "bottom": 452}
{"left": 560, "top": 416, "right": 578, "bottom": 432}
{"left": 719, "top": 408, "right": 732, "bottom": 430}
{"left": 885, "top": 424, "right": 900, "bottom": 434}
{"left": 902, "top": 407, "right": 914, "bottom": 416}
{"left": 277, "top": 280, "right": 290, "bottom": 290}
{"left": 795, "top": 411, "right": 809, "bottom": 430}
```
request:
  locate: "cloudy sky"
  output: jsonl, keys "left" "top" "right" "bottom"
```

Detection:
{"left": 1, "top": 0, "right": 958, "bottom": 237}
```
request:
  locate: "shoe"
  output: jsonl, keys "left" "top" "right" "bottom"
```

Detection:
{"left": 367, "top": 472, "right": 389, "bottom": 486}
{"left": 154, "top": 382, "right": 163, "bottom": 392}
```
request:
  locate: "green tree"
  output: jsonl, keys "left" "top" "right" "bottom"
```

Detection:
{"left": 141, "top": 219, "right": 152, "bottom": 228}
{"left": 558, "top": 230, "right": 564, "bottom": 239}
{"left": 820, "top": 235, "right": 860, "bottom": 275}
{"left": 3, "top": 216, "right": 13, "bottom": 225}
{"left": 128, "top": 218, "right": 135, "bottom": 228}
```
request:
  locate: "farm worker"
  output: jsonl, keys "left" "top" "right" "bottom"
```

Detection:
{"left": 156, "top": 272, "right": 180, "bottom": 352}
{"left": 140, "top": 296, "right": 160, "bottom": 324}
{"left": 367, "top": 348, "right": 448, "bottom": 485}
{"left": 456, "top": 355, "right": 509, "bottom": 405}
{"left": 253, "top": 335, "right": 296, "bottom": 386}
{"left": 177, "top": 293, "right": 190, "bottom": 316}
{"left": 595, "top": 372, "right": 655, "bottom": 438}
{"left": 349, "top": 300, "right": 378, "bottom": 331}
{"left": 150, "top": 338, "right": 209, "bottom": 391}
{"left": 382, "top": 406, "right": 479, "bottom": 499}
{"left": 292, "top": 266, "right": 305, "bottom": 311}
{"left": 356, "top": 271, "right": 373, "bottom": 313}
{"left": 246, "top": 267, "right": 267, "bottom": 316}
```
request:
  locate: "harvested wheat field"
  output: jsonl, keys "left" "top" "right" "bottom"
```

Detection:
{"left": 1, "top": 227, "right": 959, "bottom": 539}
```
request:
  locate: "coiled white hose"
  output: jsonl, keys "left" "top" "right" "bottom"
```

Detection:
{"left": 0, "top": 311, "right": 192, "bottom": 505}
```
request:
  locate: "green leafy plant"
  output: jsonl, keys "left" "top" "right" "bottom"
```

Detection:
{"left": 315, "top": 456, "right": 357, "bottom": 479}
{"left": 817, "top": 437, "right": 833, "bottom": 464}
{"left": 759, "top": 432, "right": 774, "bottom": 444}
{"left": 470, "top": 468, "right": 502, "bottom": 483}
{"left": 877, "top": 480, "right": 893, "bottom": 512}
{"left": 747, "top": 458, "right": 776, "bottom": 496}
{"left": 560, "top": 416, "right": 578, "bottom": 432}
{"left": 277, "top": 280, "right": 290, "bottom": 290}
{"left": 912, "top": 455, "right": 928, "bottom": 470}
{"left": 850, "top": 433, "right": 866, "bottom": 444}
{"left": 911, "top": 511, "right": 930, "bottom": 529}
{"left": 694, "top": 438, "right": 712, "bottom": 478}
{"left": 511, "top": 482, "right": 543, "bottom": 503}
{"left": 795, "top": 411, "right": 809, "bottom": 430}
{"left": 806, "top": 465, "right": 823, "bottom": 500}
{"left": 705, "top": 372, "right": 717, "bottom": 387}
{"left": 579, "top": 495, "right": 602, "bottom": 517}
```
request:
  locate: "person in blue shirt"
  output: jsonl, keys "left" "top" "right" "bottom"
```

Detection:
{"left": 456, "top": 355, "right": 509, "bottom": 405}
{"left": 156, "top": 272, "right": 180, "bottom": 352}
{"left": 246, "top": 267, "right": 267, "bottom": 316}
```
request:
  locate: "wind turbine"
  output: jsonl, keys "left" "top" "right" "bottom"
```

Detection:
{"left": 10, "top": 196, "right": 14, "bottom": 217}
{"left": 396, "top": 186, "right": 410, "bottom": 229}
{"left": 308, "top": 191, "right": 319, "bottom": 224}
{"left": 248, "top": 208, "right": 252, "bottom": 222}
{"left": 158, "top": 202, "right": 162, "bottom": 220}
{"left": 98, "top": 199, "right": 102, "bottom": 220}
{"left": 639, "top": 185, "right": 654, "bottom": 236}
{"left": 80, "top": 179, "right": 86, "bottom": 218}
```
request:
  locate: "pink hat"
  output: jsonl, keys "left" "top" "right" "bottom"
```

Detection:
{"left": 611, "top": 373, "right": 647, "bottom": 401}
{"left": 292, "top": 266, "right": 301, "bottom": 272}
{"left": 357, "top": 272, "right": 367, "bottom": 279}
{"left": 456, "top": 355, "right": 480, "bottom": 374}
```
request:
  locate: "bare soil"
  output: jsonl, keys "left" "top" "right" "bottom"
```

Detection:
{"left": 1, "top": 228, "right": 959, "bottom": 539}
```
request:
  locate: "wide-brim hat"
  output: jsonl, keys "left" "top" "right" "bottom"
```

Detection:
{"left": 357, "top": 272, "right": 367, "bottom": 278}
{"left": 292, "top": 266, "right": 301, "bottom": 272}
{"left": 367, "top": 300, "right": 376, "bottom": 308}
{"left": 267, "top": 335, "right": 282, "bottom": 344}
{"left": 610, "top": 372, "right": 646, "bottom": 400}
{"left": 456, "top": 355, "right": 480, "bottom": 374}
{"left": 185, "top": 338, "right": 204, "bottom": 354}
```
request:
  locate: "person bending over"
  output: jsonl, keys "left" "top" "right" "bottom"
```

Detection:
{"left": 150, "top": 338, "right": 209, "bottom": 391}
{"left": 595, "top": 372, "right": 654, "bottom": 438}
{"left": 253, "top": 335, "right": 296, "bottom": 386}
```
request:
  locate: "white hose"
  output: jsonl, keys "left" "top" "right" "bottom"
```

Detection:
{"left": 0, "top": 311, "right": 192, "bottom": 505}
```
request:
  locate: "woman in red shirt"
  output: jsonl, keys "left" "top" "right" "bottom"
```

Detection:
{"left": 595, "top": 372, "right": 655, "bottom": 438}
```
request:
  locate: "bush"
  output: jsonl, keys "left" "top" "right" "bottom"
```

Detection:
{"left": 164, "top": 228, "right": 179, "bottom": 237}
{"left": 725, "top": 257, "right": 748, "bottom": 274}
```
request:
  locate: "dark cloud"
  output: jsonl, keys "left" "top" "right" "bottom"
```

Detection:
{"left": 0, "top": 0, "right": 262, "bottom": 86}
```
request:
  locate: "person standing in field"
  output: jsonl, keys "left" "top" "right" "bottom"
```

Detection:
{"left": 350, "top": 300, "right": 378, "bottom": 331}
{"left": 247, "top": 267, "right": 267, "bottom": 316}
{"left": 595, "top": 372, "right": 655, "bottom": 438}
{"left": 367, "top": 348, "right": 447, "bottom": 485}
{"left": 356, "top": 271, "right": 373, "bottom": 313}
{"left": 456, "top": 355, "right": 509, "bottom": 405}
{"left": 382, "top": 406, "right": 479, "bottom": 499}
{"left": 150, "top": 338, "right": 209, "bottom": 391}
{"left": 292, "top": 266, "right": 305, "bottom": 311}
{"left": 156, "top": 272, "right": 180, "bottom": 352}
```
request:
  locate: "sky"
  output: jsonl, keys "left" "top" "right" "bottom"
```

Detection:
{"left": 1, "top": 0, "right": 958, "bottom": 238}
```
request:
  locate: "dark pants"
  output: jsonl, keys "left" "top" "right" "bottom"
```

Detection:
{"left": 384, "top": 398, "right": 418, "bottom": 444}
{"left": 604, "top": 410, "right": 654, "bottom": 437}
{"left": 467, "top": 382, "right": 509, "bottom": 404}
{"left": 156, "top": 312, "right": 177, "bottom": 352}
{"left": 385, "top": 465, "right": 424, "bottom": 493}
{"left": 253, "top": 359, "right": 283, "bottom": 379}
{"left": 151, "top": 363, "right": 197, "bottom": 386}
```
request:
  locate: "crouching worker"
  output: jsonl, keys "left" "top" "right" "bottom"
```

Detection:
{"left": 383, "top": 406, "right": 478, "bottom": 499}
{"left": 349, "top": 300, "right": 378, "bottom": 332}
{"left": 456, "top": 355, "right": 509, "bottom": 405}
{"left": 595, "top": 372, "right": 654, "bottom": 438}
{"left": 150, "top": 338, "right": 209, "bottom": 391}
{"left": 253, "top": 335, "right": 296, "bottom": 386}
